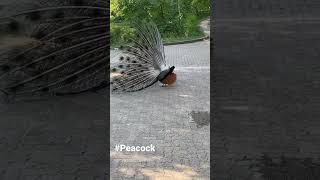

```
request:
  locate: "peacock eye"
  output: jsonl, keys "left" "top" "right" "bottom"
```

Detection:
{"left": 119, "top": 56, "right": 124, "bottom": 61}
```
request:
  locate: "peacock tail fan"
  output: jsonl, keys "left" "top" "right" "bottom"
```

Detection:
{"left": 0, "top": 0, "right": 109, "bottom": 100}
{"left": 111, "top": 21, "right": 173, "bottom": 92}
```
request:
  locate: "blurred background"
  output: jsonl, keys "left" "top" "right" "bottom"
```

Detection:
{"left": 110, "top": 0, "right": 210, "bottom": 47}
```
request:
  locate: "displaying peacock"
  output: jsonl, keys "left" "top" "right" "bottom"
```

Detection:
{"left": 111, "top": 22, "right": 176, "bottom": 92}
{"left": 0, "top": 0, "right": 109, "bottom": 100}
{"left": 0, "top": 0, "right": 176, "bottom": 100}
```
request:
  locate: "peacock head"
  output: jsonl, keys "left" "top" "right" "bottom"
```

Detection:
{"left": 169, "top": 66, "right": 175, "bottom": 73}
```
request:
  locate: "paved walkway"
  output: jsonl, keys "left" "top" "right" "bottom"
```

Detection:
{"left": 110, "top": 39, "right": 210, "bottom": 179}
{"left": 0, "top": 93, "right": 108, "bottom": 179}
{"left": 213, "top": 18, "right": 320, "bottom": 179}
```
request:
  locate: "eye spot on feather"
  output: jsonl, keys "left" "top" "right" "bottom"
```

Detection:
{"left": 10, "top": 83, "right": 25, "bottom": 92}
{"left": 57, "top": 37, "right": 70, "bottom": 44}
{"left": 90, "top": 9, "right": 105, "bottom": 17}
{"left": 53, "top": 11, "right": 65, "bottom": 19}
{"left": 7, "top": 20, "right": 20, "bottom": 32}
{"left": 0, "top": 65, "right": 11, "bottom": 72}
{"left": 126, "top": 57, "right": 130, "bottom": 61}
{"left": 14, "top": 54, "right": 26, "bottom": 62}
{"left": 118, "top": 65, "right": 124, "bottom": 68}
{"left": 73, "top": 0, "right": 84, "bottom": 6}
{"left": 132, "top": 60, "right": 137, "bottom": 63}
{"left": 138, "top": 64, "right": 142, "bottom": 67}
{"left": 32, "top": 30, "right": 46, "bottom": 39}
{"left": 65, "top": 75, "right": 78, "bottom": 84}
{"left": 41, "top": 87, "right": 49, "bottom": 92}
{"left": 26, "top": 11, "right": 41, "bottom": 21}
{"left": 119, "top": 56, "right": 124, "bottom": 61}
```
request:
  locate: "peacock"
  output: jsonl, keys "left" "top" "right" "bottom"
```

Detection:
{"left": 0, "top": 0, "right": 176, "bottom": 100}
{"left": 110, "top": 22, "right": 176, "bottom": 92}
{"left": 0, "top": 0, "right": 109, "bottom": 100}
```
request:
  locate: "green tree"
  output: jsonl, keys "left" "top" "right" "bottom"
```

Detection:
{"left": 110, "top": 0, "right": 210, "bottom": 47}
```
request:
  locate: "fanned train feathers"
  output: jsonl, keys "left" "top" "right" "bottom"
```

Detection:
{"left": 111, "top": 22, "right": 175, "bottom": 92}
{"left": 0, "top": 0, "right": 109, "bottom": 99}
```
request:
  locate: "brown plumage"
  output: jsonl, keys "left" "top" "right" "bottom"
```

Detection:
{"left": 160, "top": 72, "right": 176, "bottom": 85}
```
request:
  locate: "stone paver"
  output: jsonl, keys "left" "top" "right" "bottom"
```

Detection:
{"left": 111, "top": 41, "right": 210, "bottom": 179}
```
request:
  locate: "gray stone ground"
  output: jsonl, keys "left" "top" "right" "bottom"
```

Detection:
{"left": 0, "top": 93, "right": 108, "bottom": 179}
{"left": 110, "top": 40, "right": 210, "bottom": 179}
{"left": 213, "top": 18, "right": 320, "bottom": 179}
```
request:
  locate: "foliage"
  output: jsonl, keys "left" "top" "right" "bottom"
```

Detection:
{"left": 110, "top": 0, "right": 210, "bottom": 47}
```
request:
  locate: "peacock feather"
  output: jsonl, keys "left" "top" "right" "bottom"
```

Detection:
{"left": 0, "top": 0, "right": 109, "bottom": 99}
{"left": 111, "top": 22, "right": 176, "bottom": 92}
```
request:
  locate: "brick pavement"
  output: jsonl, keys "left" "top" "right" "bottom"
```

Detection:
{"left": 111, "top": 41, "right": 210, "bottom": 179}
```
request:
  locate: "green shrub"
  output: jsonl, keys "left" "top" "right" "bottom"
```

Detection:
{"left": 110, "top": 23, "right": 136, "bottom": 47}
{"left": 185, "top": 15, "right": 200, "bottom": 37}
